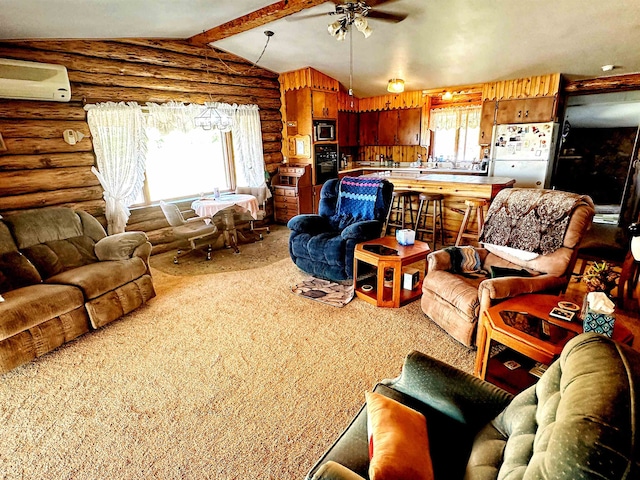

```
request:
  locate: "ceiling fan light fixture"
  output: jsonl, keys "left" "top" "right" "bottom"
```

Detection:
{"left": 387, "top": 78, "right": 405, "bottom": 93}
{"left": 335, "top": 28, "right": 347, "bottom": 41}
{"left": 328, "top": 20, "right": 342, "bottom": 36}
{"left": 353, "top": 15, "right": 372, "bottom": 37}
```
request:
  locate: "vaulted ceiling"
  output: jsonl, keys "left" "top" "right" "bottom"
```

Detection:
{"left": 2, "top": 0, "right": 640, "bottom": 98}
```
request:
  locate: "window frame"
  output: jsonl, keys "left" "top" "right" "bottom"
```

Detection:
{"left": 133, "top": 126, "right": 237, "bottom": 207}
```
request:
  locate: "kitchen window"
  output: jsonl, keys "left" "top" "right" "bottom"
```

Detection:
{"left": 430, "top": 106, "right": 481, "bottom": 163}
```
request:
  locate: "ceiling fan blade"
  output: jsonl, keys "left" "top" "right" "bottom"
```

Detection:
{"left": 328, "top": 0, "right": 401, "bottom": 6}
{"left": 367, "top": 10, "right": 408, "bottom": 22}
{"left": 365, "top": 0, "right": 402, "bottom": 7}
{"left": 287, "top": 10, "right": 335, "bottom": 21}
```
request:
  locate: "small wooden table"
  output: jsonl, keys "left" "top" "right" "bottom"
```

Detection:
{"left": 475, "top": 294, "right": 634, "bottom": 394}
{"left": 353, "top": 236, "right": 430, "bottom": 308}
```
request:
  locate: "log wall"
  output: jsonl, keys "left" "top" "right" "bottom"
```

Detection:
{"left": 0, "top": 39, "right": 282, "bottom": 254}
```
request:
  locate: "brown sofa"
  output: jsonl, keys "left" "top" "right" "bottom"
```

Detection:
{"left": 0, "top": 207, "right": 156, "bottom": 373}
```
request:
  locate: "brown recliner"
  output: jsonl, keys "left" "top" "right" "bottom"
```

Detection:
{"left": 421, "top": 188, "right": 595, "bottom": 348}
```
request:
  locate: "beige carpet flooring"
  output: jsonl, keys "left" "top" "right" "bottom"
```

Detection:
{"left": 0, "top": 249, "right": 475, "bottom": 479}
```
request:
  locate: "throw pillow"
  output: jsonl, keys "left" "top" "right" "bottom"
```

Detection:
{"left": 445, "top": 246, "right": 482, "bottom": 274}
{"left": 0, "top": 251, "right": 42, "bottom": 294}
{"left": 366, "top": 391, "right": 434, "bottom": 480}
{"left": 490, "top": 266, "right": 534, "bottom": 278}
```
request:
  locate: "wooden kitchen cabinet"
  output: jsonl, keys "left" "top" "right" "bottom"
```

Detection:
{"left": 479, "top": 100, "right": 497, "bottom": 145}
{"left": 377, "top": 110, "right": 398, "bottom": 145}
{"left": 285, "top": 89, "right": 313, "bottom": 137}
{"left": 312, "top": 90, "right": 338, "bottom": 119}
{"left": 397, "top": 108, "right": 421, "bottom": 145}
{"left": 338, "top": 111, "right": 359, "bottom": 147}
{"left": 359, "top": 111, "right": 379, "bottom": 146}
{"left": 496, "top": 97, "right": 556, "bottom": 124}
{"left": 376, "top": 108, "right": 421, "bottom": 146}
{"left": 272, "top": 164, "right": 313, "bottom": 224}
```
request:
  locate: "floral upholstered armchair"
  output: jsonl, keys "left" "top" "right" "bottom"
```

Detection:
{"left": 421, "top": 188, "right": 595, "bottom": 347}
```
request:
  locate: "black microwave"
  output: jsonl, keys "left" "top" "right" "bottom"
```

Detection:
{"left": 313, "top": 120, "right": 336, "bottom": 142}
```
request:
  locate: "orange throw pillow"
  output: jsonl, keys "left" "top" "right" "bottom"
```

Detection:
{"left": 366, "top": 391, "right": 434, "bottom": 480}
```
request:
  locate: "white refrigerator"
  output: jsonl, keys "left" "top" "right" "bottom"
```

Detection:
{"left": 489, "top": 122, "right": 559, "bottom": 188}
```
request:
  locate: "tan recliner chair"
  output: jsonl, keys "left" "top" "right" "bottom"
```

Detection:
{"left": 421, "top": 188, "right": 595, "bottom": 348}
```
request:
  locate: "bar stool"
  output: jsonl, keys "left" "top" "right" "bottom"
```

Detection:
{"left": 415, "top": 193, "right": 445, "bottom": 247}
{"left": 385, "top": 190, "right": 418, "bottom": 235}
{"left": 455, "top": 198, "right": 487, "bottom": 246}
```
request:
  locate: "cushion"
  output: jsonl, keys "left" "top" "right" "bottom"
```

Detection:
{"left": 95, "top": 231, "right": 148, "bottom": 261}
{"left": 22, "top": 236, "right": 98, "bottom": 278}
{"left": 366, "top": 391, "right": 434, "bottom": 480}
{"left": 0, "top": 251, "right": 42, "bottom": 294}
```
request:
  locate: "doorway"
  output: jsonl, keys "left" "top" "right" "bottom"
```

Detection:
{"left": 554, "top": 91, "right": 640, "bottom": 226}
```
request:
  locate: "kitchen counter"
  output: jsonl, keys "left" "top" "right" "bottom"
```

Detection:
{"left": 356, "top": 171, "right": 515, "bottom": 246}
{"left": 339, "top": 164, "right": 488, "bottom": 177}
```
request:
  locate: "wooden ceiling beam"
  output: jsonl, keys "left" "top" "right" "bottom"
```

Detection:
{"left": 188, "top": 0, "right": 328, "bottom": 46}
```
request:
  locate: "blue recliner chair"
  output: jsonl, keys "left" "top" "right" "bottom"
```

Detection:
{"left": 288, "top": 176, "right": 394, "bottom": 282}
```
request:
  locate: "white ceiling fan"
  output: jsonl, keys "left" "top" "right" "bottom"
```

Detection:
{"left": 293, "top": 0, "right": 408, "bottom": 41}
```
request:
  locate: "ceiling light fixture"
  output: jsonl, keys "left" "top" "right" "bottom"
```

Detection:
{"left": 441, "top": 91, "right": 453, "bottom": 100}
{"left": 601, "top": 64, "right": 616, "bottom": 72}
{"left": 387, "top": 78, "right": 405, "bottom": 94}
{"left": 327, "top": 3, "right": 373, "bottom": 41}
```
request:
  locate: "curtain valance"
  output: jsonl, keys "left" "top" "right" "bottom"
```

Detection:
{"left": 429, "top": 105, "right": 481, "bottom": 131}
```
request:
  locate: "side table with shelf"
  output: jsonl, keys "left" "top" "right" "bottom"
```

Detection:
{"left": 474, "top": 294, "right": 634, "bottom": 394}
{"left": 353, "top": 236, "right": 430, "bottom": 308}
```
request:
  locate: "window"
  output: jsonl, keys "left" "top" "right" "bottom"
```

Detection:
{"left": 135, "top": 123, "right": 234, "bottom": 205}
{"left": 430, "top": 106, "right": 481, "bottom": 164}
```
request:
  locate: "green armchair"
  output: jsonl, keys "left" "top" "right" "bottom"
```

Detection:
{"left": 306, "top": 333, "right": 640, "bottom": 480}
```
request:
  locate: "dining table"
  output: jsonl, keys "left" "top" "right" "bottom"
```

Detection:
{"left": 191, "top": 193, "right": 259, "bottom": 220}
{"left": 190, "top": 194, "right": 260, "bottom": 253}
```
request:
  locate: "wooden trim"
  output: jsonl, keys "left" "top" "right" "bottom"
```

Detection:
{"left": 564, "top": 73, "right": 640, "bottom": 94}
{"left": 188, "top": 0, "right": 327, "bottom": 45}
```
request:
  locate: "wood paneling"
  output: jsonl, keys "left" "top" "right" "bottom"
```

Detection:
{"left": 279, "top": 67, "right": 340, "bottom": 93}
{"left": 0, "top": 39, "right": 282, "bottom": 253}
{"left": 482, "top": 74, "right": 560, "bottom": 101}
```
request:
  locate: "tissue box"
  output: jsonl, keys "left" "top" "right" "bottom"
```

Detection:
{"left": 402, "top": 267, "right": 420, "bottom": 290}
{"left": 396, "top": 229, "right": 415, "bottom": 246}
{"left": 583, "top": 309, "right": 615, "bottom": 337}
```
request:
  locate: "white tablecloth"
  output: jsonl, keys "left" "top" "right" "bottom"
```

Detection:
{"left": 191, "top": 194, "right": 259, "bottom": 220}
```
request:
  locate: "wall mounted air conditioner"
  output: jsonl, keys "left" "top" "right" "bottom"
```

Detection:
{"left": 0, "top": 58, "right": 71, "bottom": 102}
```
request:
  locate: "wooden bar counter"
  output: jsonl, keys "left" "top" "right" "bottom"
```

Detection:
{"left": 358, "top": 171, "right": 515, "bottom": 245}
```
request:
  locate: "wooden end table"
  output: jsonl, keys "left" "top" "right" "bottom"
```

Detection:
{"left": 353, "top": 236, "right": 430, "bottom": 308}
{"left": 474, "top": 294, "right": 634, "bottom": 394}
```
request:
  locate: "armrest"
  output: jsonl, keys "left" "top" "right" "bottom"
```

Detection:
{"left": 311, "top": 462, "right": 365, "bottom": 480}
{"left": 95, "top": 231, "right": 150, "bottom": 261}
{"left": 287, "top": 214, "right": 332, "bottom": 234}
{"left": 384, "top": 350, "right": 513, "bottom": 430}
{"left": 478, "top": 273, "right": 568, "bottom": 302}
{"left": 340, "top": 220, "right": 383, "bottom": 241}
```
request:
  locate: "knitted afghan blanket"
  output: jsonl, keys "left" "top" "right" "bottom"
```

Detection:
{"left": 331, "top": 176, "right": 385, "bottom": 229}
{"left": 479, "top": 188, "right": 588, "bottom": 255}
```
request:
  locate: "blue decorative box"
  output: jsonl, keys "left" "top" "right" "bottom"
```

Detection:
{"left": 583, "top": 310, "right": 615, "bottom": 337}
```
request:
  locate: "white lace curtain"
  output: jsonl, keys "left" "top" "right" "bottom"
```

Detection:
{"left": 85, "top": 102, "right": 147, "bottom": 235}
{"left": 430, "top": 105, "right": 481, "bottom": 131}
{"left": 225, "top": 104, "right": 271, "bottom": 197}
{"left": 145, "top": 101, "right": 269, "bottom": 195}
